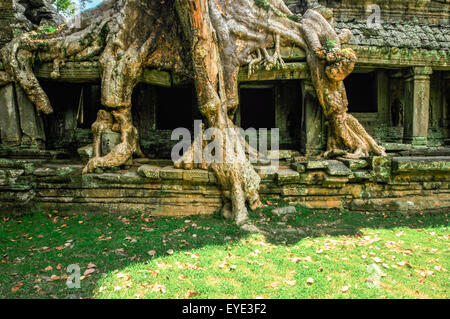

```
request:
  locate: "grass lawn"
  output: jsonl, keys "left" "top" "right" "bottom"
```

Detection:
{"left": 0, "top": 201, "right": 448, "bottom": 299}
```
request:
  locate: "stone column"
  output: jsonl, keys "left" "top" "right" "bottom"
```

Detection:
{"left": 15, "top": 85, "right": 46, "bottom": 147}
{"left": 301, "top": 79, "right": 325, "bottom": 155}
{"left": 0, "top": 83, "right": 22, "bottom": 146}
{"left": 403, "top": 66, "right": 433, "bottom": 147}
{"left": 376, "top": 70, "right": 390, "bottom": 125}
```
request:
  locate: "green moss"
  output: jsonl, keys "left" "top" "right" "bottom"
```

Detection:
{"left": 254, "top": 0, "right": 270, "bottom": 11}
{"left": 287, "top": 14, "right": 301, "bottom": 22}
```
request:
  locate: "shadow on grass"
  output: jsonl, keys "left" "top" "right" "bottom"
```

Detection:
{"left": 0, "top": 201, "right": 448, "bottom": 298}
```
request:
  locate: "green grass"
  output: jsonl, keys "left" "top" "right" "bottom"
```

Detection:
{"left": 0, "top": 201, "right": 448, "bottom": 299}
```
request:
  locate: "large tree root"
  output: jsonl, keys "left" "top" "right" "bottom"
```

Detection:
{"left": 82, "top": 107, "right": 142, "bottom": 173}
{"left": 300, "top": 10, "right": 386, "bottom": 159}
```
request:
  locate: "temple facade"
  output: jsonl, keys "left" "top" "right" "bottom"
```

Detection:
{"left": 0, "top": 0, "right": 449, "bottom": 214}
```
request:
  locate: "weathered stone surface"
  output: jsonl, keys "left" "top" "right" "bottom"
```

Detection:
{"left": 338, "top": 158, "right": 369, "bottom": 171}
{"left": 392, "top": 157, "right": 450, "bottom": 173}
{"left": 372, "top": 156, "right": 392, "bottom": 182}
{"left": 423, "top": 182, "right": 442, "bottom": 190}
{"left": 277, "top": 169, "right": 300, "bottom": 185}
{"left": 183, "top": 169, "right": 209, "bottom": 182}
{"left": 0, "top": 84, "right": 21, "bottom": 146}
{"left": 33, "top": 167, "right": 56, "bottom": 177}
{"left": 77, "top": 144, "right": 94, "bottom": 162}
{"left": 137, "top": 165, "right": 160, "bottom": 179}
{"left": 272, "top": 206, "right": 296, "bottom": 216}
{"left": 15, "top": 85, "right": 45, "bottom": 145}
{"left": 323, "top": 175, "right": 349, "bottom": 188}
{"left": 326, "top": 160, "right": 352, "bottom": 176}
{"left": 2, "top": 154, "right": 450, "bottom": 215}
{"left": 272, "top": 206, "right": 297, "bottom": 221}
{"left": 101, "top": 130, "right": 122, "bottom": 156}
{"left": 306, "top": 160, "right": 329, "bottom": 170}
{"left": 299, "top": 171, "right": 325, "bottom": 185}
{"left": 0, "top": 158, "right": 35, "bottom": 173}
{"left": 290, "top": 162, "right": 306, "bottom": 173}
{"left": 254, "top": 166, "right": 277, "bottom": 181}
{"left": 268, "top": 150, "right": 300, "bottom": 161}
{"left": 349, "top": 170, "right": 373, "bottom": 182}
{"left": 159, "top": 166, "right": 184, "bottom": 180}
{"left": 348, "top": 194, "right": 450, "bottom": 212}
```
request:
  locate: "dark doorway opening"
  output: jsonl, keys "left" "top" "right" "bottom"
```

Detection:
{"left": 40, "top": 81, "right": 101, "bottom": 149}
{"left": 344, "top": 72, "right": 377, "bottom": 113}
{"left": 239, "top": 87, "right": 275, "bottom": 129}
{"left": 156, "top": 86, "right": 195, "bottom": 130}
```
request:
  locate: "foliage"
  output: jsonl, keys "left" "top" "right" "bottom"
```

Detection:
{"left": 324, "top": 39, "right": 337, "bottom": 53}
{"left": 49, "top": 0, "right": 93, "bottom": 16}
{"left": 254, "top": 0, "right": 271, "bottom": 11}
{"left": 0, "top": 203, "right": 448, "bottom": 299}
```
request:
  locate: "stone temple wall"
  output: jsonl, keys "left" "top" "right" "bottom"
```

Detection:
{"left": 1, "top": 155, "right": 449, "bottom": 215}
{"left": 0, "top": 0, "right": 13, "bottom": 47}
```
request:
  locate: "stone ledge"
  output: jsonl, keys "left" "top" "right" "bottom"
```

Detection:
{"left": 392, "top": 156, "right": 450, "bottom": 173}
{"left": 1, "top": 156, "right": 449, "bottom": 215}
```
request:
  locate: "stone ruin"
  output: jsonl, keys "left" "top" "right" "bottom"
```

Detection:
{"left": 0, "top": 0, "right": 449, "bottom": 216}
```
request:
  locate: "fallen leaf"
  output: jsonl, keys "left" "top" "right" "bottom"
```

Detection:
{"left": 84, "top": 268, "right": 95, "bottom": 276}
{"left": 151, "top": 283, "right": 166, "bottom": 293}
{"left": 285, "top": 280, "right": 297, "bottom": 286}
{"left": 43, "top": 266, "right": 53, "bottom": 272}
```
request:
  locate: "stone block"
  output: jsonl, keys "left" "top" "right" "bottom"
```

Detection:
{"left": 182, "top": 169, "right": 210, "bottom": 182}
{"left": 290, "top": 162, "right": 306, "bottom": 173}
{"left": 277, "top": 169, "right": 300, "bottom": 185}
{"left": 326, "top": 160, "right": 352, "bottom": 176}
{"left": 101, "top": 129, "right": 121, "bottom": 156}
{"left": 254, "top": 166, "right": 277, "bottom": 181}
{"left": 272, "top": 206, "right": 297, "bottom": 221}
{"left": 299, "top": 171, "right": 325, "bottom": 185}
{"left": 349, "top": 170, "right": 373, "bottom": 182}
{"left": 392, "top": 157, "right": 450, "bottom": 173}
{"left": 322, "top": 175, "right": 348, "bottom": 188}
{"left": 338, "top": 158, "right": 369, "bottom": 171}
{"left": 372, "top": 156, "right": 392, "bottom": 182}
{"left": 306, "top": 160, "right": 329, "bottom": 170}
{"left": 33, "top": 167, "right": 57, "bottom": 177}
{"left": 77, "top": 144, "right": 93, "bottom": 162}
{"left": 15, "top": 85, "right": 45, "bottom": 144}
{"left": 159, "top": 166, "right": 184, "bottom": 180}
{"left": 137, "top": 165, "right": 160, "bottom": 179}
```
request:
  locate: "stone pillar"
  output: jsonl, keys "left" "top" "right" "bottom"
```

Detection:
{"left": 443, "top": 73, "right": 450, "bottom": 130}
{"left": 301, "top": 79, "right": 325, "bottom": 155}
{"left": 15, "top": 85, "right": 46, "bottom": 147}
{"left": 376, "top": 70, "right": 390, "bottom": 125}
{"left": 403, "top": 66, "right": 433, "bottom": 147}
{"left": 0, "top": 83, "right": 22, "bottom": 146}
